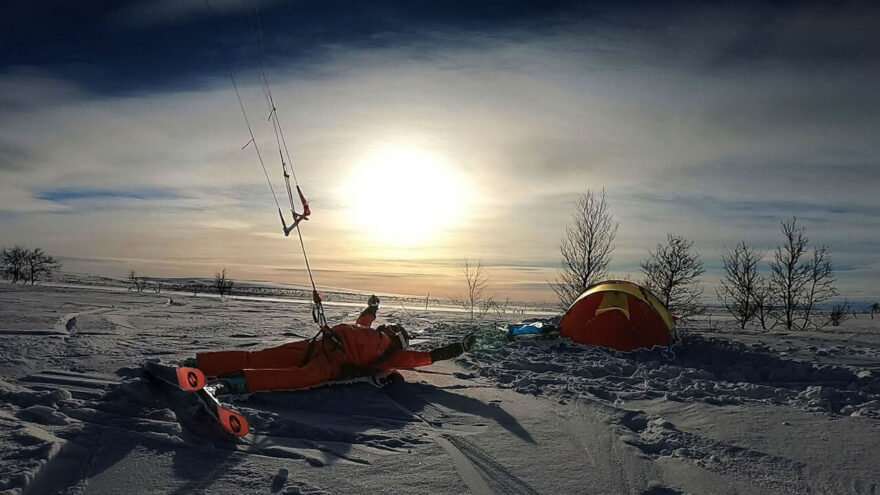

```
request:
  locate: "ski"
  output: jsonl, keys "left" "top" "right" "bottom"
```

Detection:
{"left": 320, "top": 370, "right": 402, "bottom": 389}
{"left": 368, "top": 370, "right": 403, "bottom": 388}
{"left": 144, "top": 361, "right": 248, "bottom": 437}
{"left": 145, "top": 364, "right": 396, "bottom": 438}
{"left": 143, "top": 361, "right": 206, "bottom": 392}
{"left": 280, "top": 370, "right": 404, "bottom": 391}
{"left": 198, "top": 383, "right": 250, "bottom": 437}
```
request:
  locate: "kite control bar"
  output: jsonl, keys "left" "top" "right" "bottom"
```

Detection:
{"left": 279, "top": 185, "right": 311, "bottom": 236}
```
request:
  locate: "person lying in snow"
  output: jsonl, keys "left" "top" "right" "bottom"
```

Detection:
{"left": 188, "top": 295, "right": 476, "bottom": 394}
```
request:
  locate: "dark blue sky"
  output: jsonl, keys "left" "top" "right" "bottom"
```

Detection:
{"left": 7, "top": 1, "right": 878, "bottom": 94}
{"left": 4, "top": 0, "right": 595, "bottom": 94}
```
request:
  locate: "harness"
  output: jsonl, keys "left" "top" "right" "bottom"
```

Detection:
{"left": 299, "top": 325, "right": 404, "bottom": 376}
{"left": 339, "top": 328, "right": 403, "bottom": 379}
{"left": 298, "top": 325, "right": 344, "bottom": 368}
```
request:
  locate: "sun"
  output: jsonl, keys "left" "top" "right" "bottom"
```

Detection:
{"left": 345, "top": 145, "right": 469, "bottom": 246}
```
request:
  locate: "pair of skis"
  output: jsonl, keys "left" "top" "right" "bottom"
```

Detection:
{"left": 143, "top": 361, "right": 250, "bottom": 437}
{"left": 144, "top": 362, "right": 402, "bottom": 438}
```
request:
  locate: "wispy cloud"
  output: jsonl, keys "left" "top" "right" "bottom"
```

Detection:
{"left": 38, "top": 187, "right": 180, "bottom": 203}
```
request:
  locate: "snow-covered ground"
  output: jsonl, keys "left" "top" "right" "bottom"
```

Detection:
{"left": 1, "top": 283, "right": 879, "bottom": 494}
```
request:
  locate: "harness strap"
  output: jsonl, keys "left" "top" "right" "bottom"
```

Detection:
{"left": 298, "top": 325, "right": 345, "bottom": 367}
{"left": 339, "top": 327, "right": 403, "bottom": 379}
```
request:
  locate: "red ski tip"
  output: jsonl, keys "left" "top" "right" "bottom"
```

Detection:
{"left": 175, "top": 367, "right": 206, "bottom": 392}
{"left": 218, "top": 407, "right": 250, "bottom": 436}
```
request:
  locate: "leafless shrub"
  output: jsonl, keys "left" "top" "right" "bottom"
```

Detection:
{"left": 551, "top": 190, "right": 618, "bottom": 309}
{"left": 770, "top": 217, "right": 810, "bottom": 331}
{"left": 800, "top": 245, "right": 837, "bottom": 330}
{"left": 152, "top": 281, "right": 163, "bottom": 294}
{"left": 751, "top": 280, "right": 776, "bottom": 331}
{"left": 769, "top": 217, "right": 837, "bottom": 331}
{"left": 870, "top": 303, "right": 880, "bottom": 320}
{"left": 829, "top": 300, "right": 851, "bottom": 327}
{"left": 215, "top": 269, "right": 234, "bottom": 301}
{"left": 454, "top": 258, "right": 491, "bottom": 320}
{"left": 641, "top": 234, "right": 705, "bottom": 321}
{"left": 128, "top": 271, "right": 147, "bottom": 293}
{"left": 717, "top": 242, "right": 762, "bottom": 329}
{"left": 1, "top": 246, "right": 28, "bottom": 282}
{"left": 492, "top": 297, "right": 513, "bottom": 317}
{"left": 706, "top": 313, "right": 720, "bottom": 332}
{"left": 770, "top": 217, "right": 808, "bottom": 330}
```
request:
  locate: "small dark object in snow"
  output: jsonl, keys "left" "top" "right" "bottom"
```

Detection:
{"left": 271, "top": 468, "right": 288, "bottom": 492}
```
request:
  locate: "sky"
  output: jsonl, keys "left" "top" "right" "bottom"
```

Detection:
{"left": 1, "top": 1, "right": 879, "bottom": 304}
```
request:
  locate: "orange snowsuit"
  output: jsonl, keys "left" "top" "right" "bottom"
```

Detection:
{"left": 195, "top": 313, "right": 433, "bottom": 393}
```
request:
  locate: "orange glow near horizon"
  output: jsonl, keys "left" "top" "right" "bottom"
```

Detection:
{"left": 343, "top": 145, "right": 470, "bottom": 247}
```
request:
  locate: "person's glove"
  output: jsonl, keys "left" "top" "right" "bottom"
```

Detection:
{"left": 360, "top": 295, "right": 380, "bottom": 319}
{"left": 430, "top": 333, "right": 477, "bottom": 362}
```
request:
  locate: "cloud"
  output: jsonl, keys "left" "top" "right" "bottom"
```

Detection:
{"left": 105, "top": 0, "right": 281, "bottom": 29}
{"left": 38, "top": 187, "right": 181, "bottom": 203}
{"left": 2, "top": 3, "right": 879, "bottom": 301}
{"left": 0, "top": 140, "right": 33, "bottom": 172}
{"left": 0, "top": 68, "right": 85, "bottom": 109}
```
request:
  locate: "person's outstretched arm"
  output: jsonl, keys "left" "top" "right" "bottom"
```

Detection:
{"left": 429, "top": 333, "right": 476, "bottom": 362}
{"left": 356, "top": 295, "right": 380, "bottom": 327}
{"left": 379, "top": 333, "right": 476, "bottom": 369}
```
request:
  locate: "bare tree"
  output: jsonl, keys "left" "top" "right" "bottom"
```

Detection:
{"left": 215, "top": 269, "right": 234, "bottom": 300}
{"left": 493, "top": 297, "right": 512, "bottom": 317}
{"left": 128, "top": 271, "right": 147, "bottom": 293}
{"left": 751, "top": 280, "right": 776, "bottom": 331}
{"left": 23, "top": 248, "right": 61, "bottom": 284}
{"left": 717, "top": 242, "right": 762, "bottom": 329}
{"left": 769, "top": 217, "right": 811, "bottom": 331}
{"left": 551, "top": 190, "right": 618, "bottom": 309}
{"left": 799, "top": 245, "right": 837, "bottom": 330}
{"left": 641, "top": 234, "right": 705, "bottom": 321}
{"left": 768, "top": 217, "right": 837, "bottom": 331}
{"left": 870, "top": 302, "right": 880, "bottom": 320}
{"left": 829, "top": 300, "right": 851, "bottom": 327}
{"left": 1, "top": 247, "right": 61, "bottom": 284}
{"left": 456, "top": 258, "right": 491, "bottom": 320}
{"left": 1, "top": 246, "right": 29, "bottom": 283}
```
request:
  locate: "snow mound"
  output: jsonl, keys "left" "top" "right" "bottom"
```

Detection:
{"left": 460, "top": 334, "right": 880, "bottom": 417}
{"left": 17, "top": 405, "right": 71, "bottom": 426}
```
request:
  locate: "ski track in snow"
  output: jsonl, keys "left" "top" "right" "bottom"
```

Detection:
{"left": 439, "top": 434, "right": 540, "bottom": 495}
{"left": 612, "top": 409, "right": 809, "bottom": 494}
{"left": 1, "top": 283, "right": 880, "bottom": 494}
{"left": 458, "top": 329, "right": 880, "bottom": 493}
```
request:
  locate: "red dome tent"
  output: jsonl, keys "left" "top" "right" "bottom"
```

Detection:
{"left": 559, "top": 281, "right": 676, "bottom": 351}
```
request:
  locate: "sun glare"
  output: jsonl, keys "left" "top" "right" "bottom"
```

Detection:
{"left": 345, "top": 145, "right": 469, "bottom": 246}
